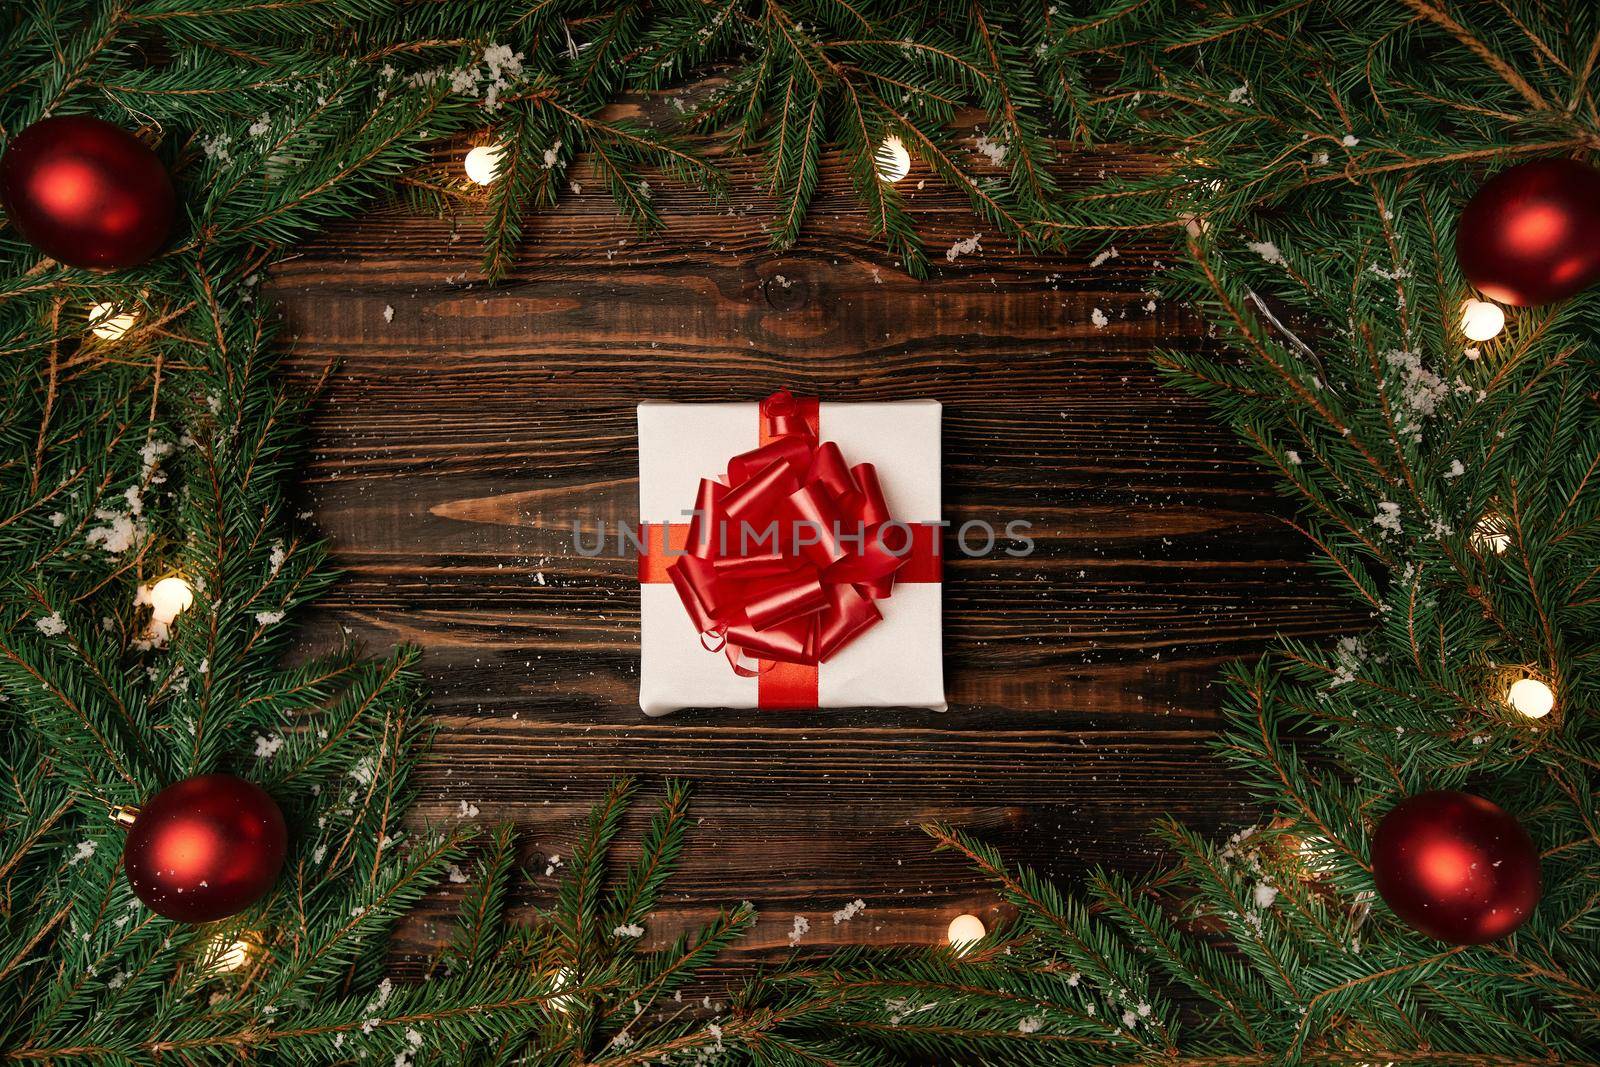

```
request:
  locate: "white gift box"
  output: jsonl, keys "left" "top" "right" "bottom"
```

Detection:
{"left": 637, "top": 399, "right": 945, "bottom": 716}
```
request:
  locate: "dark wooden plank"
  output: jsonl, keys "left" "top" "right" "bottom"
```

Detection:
{"left": 266, "top": 133, "right": 1364, "bottom": 968}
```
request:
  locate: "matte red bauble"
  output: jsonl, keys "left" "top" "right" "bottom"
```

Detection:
{"left": 122, "top": 774, "right": 287, "bottom": 922}
{"left": 1371, "top": 790, "right": 1539, "bottom": 945}
{"left": 1455, "top": 158, "right": 1600, "bottom": 306}
{"left": 0, "top": 115, "right": 175, "bottom": 269}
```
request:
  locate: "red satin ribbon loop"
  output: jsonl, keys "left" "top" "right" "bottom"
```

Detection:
{"left": 665, "top": 390, "right": 910, "bottom": 673}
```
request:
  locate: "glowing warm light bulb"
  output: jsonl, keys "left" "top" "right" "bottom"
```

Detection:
{"left": 946, "top": 913, "right": 986, "bottom": 951}
{"left": 88, "top": 302, "right": 138, "bottom": 340}
{"left": 547, "top": 966, "right": 579, "bottom": 1013}
{"left": 1471, "top": 515, "right": 1511, "bottom": 555}
{"left": 874, "top": 135, "right": 911, "bottom": 183}
{"left": 1296, "top": 834, "right": 1335, "bottom": 873}
{"left": 149, "top": 575, "right": 194, "bottom": 624}
{"left": 1506, "top": 676, "right": 1554, "bottom": 719}
{"left": 464, "top": 143, "right": 505, "bottom": 185}
{"left": 209, "top": 937, "right": 255, "bottom": 973}
{"left": 1460, "top": 299, "right": 1505, "bottom": 342}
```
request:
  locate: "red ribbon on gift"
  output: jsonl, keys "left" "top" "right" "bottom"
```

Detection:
{"left": 638, "top": 391, "right": 941, "bottom": 707}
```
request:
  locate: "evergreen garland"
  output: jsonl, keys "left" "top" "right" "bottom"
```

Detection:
{"left": 2, "top": 1, "right": 1597, "bottom": 1064}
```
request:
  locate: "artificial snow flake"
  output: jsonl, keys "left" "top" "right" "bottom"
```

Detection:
{"left": 946, "top": 234, "right": 983, "bottom": 262}
{"left": 409, "top": 42, "right": 525, "bottom": 110}
{"left": 35, "top": 612, "right": 67, "bottom": 637}
{"left": 86, "top": 508, "right": 145, "bottom": 555}
{"left": 202, "top": 132, "right": 232, "bottom": 163}
{"left": 254, "top": 610, "right": 285, "bottom": 625}
{"left": 1341, "top": 133, "right": 1359, "bottom": 146}
{"left": 613, "top": 923, "right": 645, "bottom": 938}
{"left": 1018, "top": 1016, "right": 1044, "bottom": 1034}
{"left": 1089, "top": 246, "right": 1119, "bottom": 268}
{"left": 140, "top": 439, "right": 173, "bottom": 476}
{"left": 1329, "top": 635, "right": 1366, "bottom": 686}
{"left": 973, "top": 132, "right": 1008, "bottom": 166}
{"left": 394, "top": 1027, "right": 425, "bottom": 1067}
{"left": 254, "top": 734, "right": 285, "bottom": 759}
{"left": 1227, "top": 83, "right": 1251, "bottom": 103}
{"left": 383, "top": 305, "right": 394, "bottom": 323}
{"left": 1373, "top": 501, "right": 1402, "bottom": 536}
{"left": 1383, "top": 348, "right": 1454, "bottom": 440}
{"left": 831, "top": 899, "right": 866, "bottom": 924}
{"left": 67, "top": 839, "right": 97, "bottom": 865}
{"left": 349, "top": 754, "right": 377, "bottom": 786}
{"left": 1247, "top": 240, "right": 1286, "bottom": 267}
{"left": 360, "top": 977, "right": 394, "bottom": 1033}
{"left": 1252, "top": 882, "right": 1279, "bottom": 908}
{"left": 1220, "top": 825, "right": 1266, "bottom": 877}
{"left": 1090, "top": 308, "right": 1109, "bottom": 328}
{"left": 787, "top": 914, "right": 810, "bottom": 945}
{"left": 482, "top": 43, "right": 523, "bottom": 81}
{"left": 457, "top": 799, "right": 480, "bottom": 818}
{"left": 447, "top": 863, "right": 469, "bottom": 884}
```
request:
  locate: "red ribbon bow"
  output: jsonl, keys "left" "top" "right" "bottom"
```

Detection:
{"left": 666, "top": 391, "right": 912, "bottom": 675}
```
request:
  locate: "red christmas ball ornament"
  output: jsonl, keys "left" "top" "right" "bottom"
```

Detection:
{"left": 1371, "top": 790, "right": 1539, "bottom": 945}
{"left": 0, "top": 115, "right": 175, "bottom": 269}
{"left": 122, "top": 774, "right": 287, "bottom": 923}
{"left": 1455, "top": 158, "right": 1600, "bottom": 306}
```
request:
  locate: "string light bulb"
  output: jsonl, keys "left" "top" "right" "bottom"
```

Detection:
{"left": 1460, "top": 298, "right": 1505, "bottom": 342}
{"left": 1505, "top": 676, "right": 1554, "bottom": 720}
{"left": 1470, "top": 514, "right": 1511, "bottom": 555}
{"left": 148, "top": 575, "right": 194, "bottom": 625}
{"left": 464, "top": 143, "right": 505, "bottom": 185}
{"left": 88, "top": 302, "right": 137, "bottom": 340}
{"left": 547, "top": 966, "right": 579, "bottom": 1013}
{"left": 205, "top": 936, "right": 257, "bottom": 974}
{"left": 946, "top": 913, "right": 986, "bottom": 952}
{"left": 874, "top": 135, "right": 911, "bottom": 183}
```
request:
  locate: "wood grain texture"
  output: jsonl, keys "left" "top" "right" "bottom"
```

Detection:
{"left": 265, "top": 125, "right": 1365, "bottom": 970}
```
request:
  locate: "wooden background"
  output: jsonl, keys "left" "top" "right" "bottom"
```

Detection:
{"left": 265, "top": 121, "right": 1365, "bottom": 971}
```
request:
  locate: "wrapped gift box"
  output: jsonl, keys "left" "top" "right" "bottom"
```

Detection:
{"left": 637, "top": 396, "right": 945, "bottom": 716}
